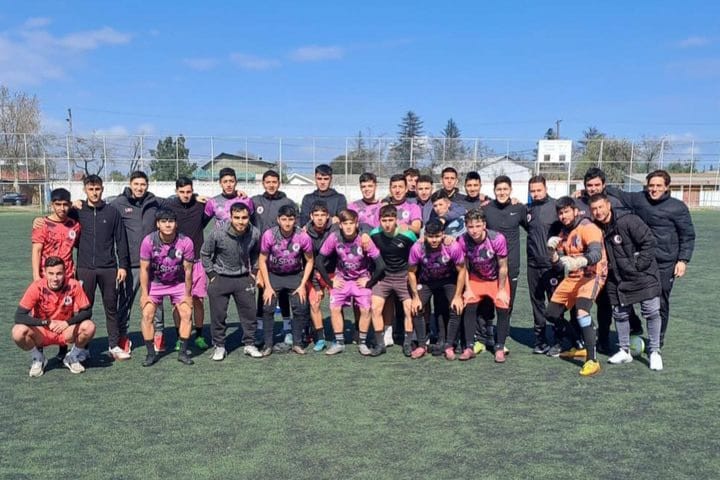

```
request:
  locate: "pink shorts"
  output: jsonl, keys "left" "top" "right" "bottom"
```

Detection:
{"left": 149, "top": 282, "right": 187, "bottom": 305}
{"left": 329, "top": 279, "right": 372, "bottom": 310}
{"left": 192, "top": 261, "right": 207, "bottom": 298}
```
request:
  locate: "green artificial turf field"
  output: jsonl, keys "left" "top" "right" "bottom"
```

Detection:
{"left": 1, "top": 210, "right": 718, "bottom": 479}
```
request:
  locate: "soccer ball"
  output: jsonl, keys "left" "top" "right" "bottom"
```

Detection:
{"left": 629, "top": 335, "right": 645, "bottom": 357}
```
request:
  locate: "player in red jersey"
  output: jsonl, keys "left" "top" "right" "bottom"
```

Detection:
{"left": 12, "top": 257, "right": 95, "bottom": 377}
{"left": 31, "top": 188, "right": 80, "bottom": 281}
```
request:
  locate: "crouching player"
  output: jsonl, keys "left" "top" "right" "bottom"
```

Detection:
{"left": 13, "top": 256, "right": 95, "bottom": 376}
{"left": 258, "top": 205, "right": 314, "bottom": 355}
{"left": 452, "top": 208, "right": 512, "bottom": 363}
{"left": 545, "top": 196, "right": 607, "bottom": 377}
{"left": 590, "top": 193, "right": 664, "bottom": 370}
{"left": 139, "top": 209, "right": 195, "bottom": 367}
{"left": 316, "top": 209, "right": 385, "bottom": 355}
{"left": 407, "top": 219, "right": 466, "bottom": 358}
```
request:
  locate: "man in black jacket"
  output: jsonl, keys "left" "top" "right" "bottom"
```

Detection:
{"left": 607, "top": 170, "right": 695, "bottom": 347}
{"left": 299, "top": 164, "right": 347, "bottom": 226}
{"left": 525, "top": 175, "right": 563, "bottom": 353}
{"left": 113, "top": 170, "right": 164, "bottom": 350}
{"left": 590, "top": 193, "right": 664, "bottom": 370}
{"left": 73, "top": 175, "right": 131, "bottom": 360}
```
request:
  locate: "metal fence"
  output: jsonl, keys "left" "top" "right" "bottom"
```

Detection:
{"left": 1, "top": 133, "right": 719, "bottom": 208}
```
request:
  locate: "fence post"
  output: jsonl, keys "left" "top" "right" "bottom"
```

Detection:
{"left": 140, "top": 135, "right": 144, "bottom": 172}
{"left": 410, "top": 137, "right": 414, "bottom": 167}
{"left": 66, "top": 135, "right": 71, "bottom": 181}
{"left": 598, "top": 139, "right": 604, "bottom": 167}
{"left": 102, "top": 135, "right": 107, "bottom": 177}
{"left": 629, "top": 140, "right": 634, "bottom": 188}
{"left": 312, "top": 137, "right": 316, "bottom": 172}
{"left": 660, "top": 139, "right": 665, "bottom": 169}
{"left": 245, "top": 137, "right": 249, "bottom": 185}
{"left": 473, "top": 138, "right": 478, "bottom": 170}
{"left": 345, "top": 137, "right": 349, "bottom": 191}
{"left": 689, "top": 141, "right": 695, "bottom": 206}
{"left": 278, "top": 137, "right": 283, "bottom": 180}
{"left": 176, "top": 136, "right": 179, "bottom": 180}
{"left": 210, "top": 136, "right": 215, "bottom": 182}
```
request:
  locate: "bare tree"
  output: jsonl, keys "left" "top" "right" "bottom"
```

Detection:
{"left": 0, "top": 85, "right": 44, "bottom": 188}
{"left": 72, "top": 134, "right": 107, "bottom": 177}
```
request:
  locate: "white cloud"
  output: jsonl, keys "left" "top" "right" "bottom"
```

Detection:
{"left": 24, "top": 17, "right": 52, "bottom": 29}
{"left": 677, "top": 36, "right": 711, "bottom": 48}
{"left": 95, "top": 125, "right": 130, "bottom": 136}
{"left": 289, "top": 45, "right": 345, "bottom": 62}
{"left": 229, "top": 53, "right": 281, "bottom": 70}
{"left": 182, "top": 57, "right": 219, "bottom": 71}
{"left": 0, "top": 19, "right": 132, "bottom": 87}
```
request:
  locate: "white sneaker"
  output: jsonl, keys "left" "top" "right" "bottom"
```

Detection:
{"left": 608, "top": 349, "right": 633, "bottom": 365}
{"left": 212, "top": 346, "right": 227, "bottom": 361}
{"left": 243, "top": 345, "right": 263, "bottom": 358}
{"left": 283, "top": 333, "right": 293, "bottom": 345}
{"left": 384, "top": 326, "right": 394, "bottom": 347}
{"left": 63, "top": 352, "right": 85, "bottom": 374}
{"left": 358, "top": 344, "right": 372, "bottom": 356}
{"left": 649, "top": 351, "right": 663, "bottom": 371}
{"left": 29, "top": 352, "right": 48, "bottom": 378}
{"left": 109, "top": 345, "right": 131, "bottom": 361}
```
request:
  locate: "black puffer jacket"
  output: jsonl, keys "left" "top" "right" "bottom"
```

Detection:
{"left": 608, "top": 188, "right": 695, "bottom": 266}
{"left": 112, "top": 188, "right": 162, "bottom": 267}
{"left": 597, "top": 209, "right": 661, "bottom": 306}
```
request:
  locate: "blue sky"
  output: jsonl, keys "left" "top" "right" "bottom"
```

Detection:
{"left": 1, "top": 0, "right": 719, "bottom": 143}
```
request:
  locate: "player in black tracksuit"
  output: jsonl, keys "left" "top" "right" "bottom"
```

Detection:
{"left": 525, "top": 176, "right": 564, "bottom": 353}
{"left": 305, "top": 202, "right": 337, "bottom": 348}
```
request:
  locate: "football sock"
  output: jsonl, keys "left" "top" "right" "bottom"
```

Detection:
{"left": 145, "top": 340, "right": 155, "bottom": 356}
{"left": 374, "top": 330, "right": 384, "bottom": 347}
{"left": 179, "top": 338, "right": 189, "bottom": 353}
{"left": 496, "top": 308, "right": 510, "bottom": 348}
{"left": 316, "top": 328, "right": 325, "bottom": 342}
{"left": 335, "top": 333, "right": 345, "bottom": 345}
{"left": 195, "top": 327, "right": 203, "bottom": 338}
{"left": 359, "top": 332, "right": 368, "bottom": 345}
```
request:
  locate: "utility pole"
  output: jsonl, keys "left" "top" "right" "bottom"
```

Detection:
{"left": 555, "top": 119, "right": 562, "bottom": 139}
{"left": 66, "top": 108, "right": 74, "bottom": 176}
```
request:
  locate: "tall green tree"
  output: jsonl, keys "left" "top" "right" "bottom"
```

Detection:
{"left": 431, "top": 118, "right": 467, "bottom": 171}
{"left": 149, "top": 135, "right": 196, "bottom": 181}
{"left": 389, "top": 111, "right": 426, "bottom": 170}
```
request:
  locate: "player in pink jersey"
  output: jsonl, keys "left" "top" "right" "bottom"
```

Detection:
{"left": 348, "top": 172, "right": 383, "bottom": 233}
{"left": 316, "top": 209, "right": 385, "bottom": 355}
{"left": 204, "top": 167, "right": 255, "bottom": 232}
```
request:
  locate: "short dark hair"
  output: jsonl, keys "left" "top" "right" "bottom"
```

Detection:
{"left": 528, "top": 175, "right": 546, "bottom": 186}
{"left": 155, "top": 208, "right": 177, "bottom": 221}
{"left": 50, "top": 188, "right": 71, "bottom": 203}
{"left": 465, "top": 171, "right": 481, "bottom": 183}
{"left": 379, "top": 204, "right": 397, "bottom": 218}
{"left": 310, "top": 201, "right": 329, "bottom": 214}
{"left": 129, "top": 170, "right": 149, "bottom": 182}
{"left": 494, "top": 175, "right": 512, "bottom": 188}
{"left": 262, "top": 170, "right": 280, "bottom": 181}
{"left": 425, "top": 219, "right": 444, "bottom": 235}
{"left": 555, "top": 196, "right": 577, "bottom": 211}
{"left": 403, "top": 167, "right": 420, "bottom": 178}
{"left": 218, "top": 167, "right": 236, "bottom": 180}
{"left": 588, "top": 193, "right": 609, "bottom": 205}
{"left": 584, "top": 167, "right": 606, "bottom": 186}
{"left": 176, "top": 176, "right": 193, "bottom": 189}
{"left": 465, "top": 207, "right": 486, "bottom": 224}
{"left": 431, "top": 190, "right": 450, "bottom": 203}
{"left": 390, "top": 174, "right": 406, "bottom": 185}
{"left": 44, "top": 256, "right": 65, "bottom": 269}
{"left": 338, "top": 209, "right": 358, "bottom": 223}
{"left": 315, "top": 164, "right": 333, "bottom": 176}
{"left": 359, "top": 172, "right": 376, "bottom": 184}
{"left": 83, "top": 174, "right": 103, "bottom": 186}
{"left": 441, "top": 167, "right": 458, "bottom": 177}
{"left": 278, "top": 205, "right": 297, "bottom": 218}
{"left": 647, "top": 169, "right": 671, "bottom": 187}
{"left": 417, "top": 174, "right": 434, "bottom": 185}
{"left": 230, "top": 203, "right": 250, "bottom": 215}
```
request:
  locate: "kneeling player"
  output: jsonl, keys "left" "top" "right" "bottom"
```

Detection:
{"left": 139, "top": 209, "right": 195, "bottom": 366}
{"left": 316, "top": 209, "right": 385, "bottom": 355}
{"left": 545, "top": 196, "right": 607, "bottom": 377}
{"left": 408, "top": 219, "right": 466, "bottom": 358}
{"left": 452, "top": 208, "right": 511, "bottom": 363}
{"left": 12, "top": 257, "right": 95, "bottom": 376}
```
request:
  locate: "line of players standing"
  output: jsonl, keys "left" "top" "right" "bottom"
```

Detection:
{"left": 13, "top": 163, "right": 694, "bottom": 377}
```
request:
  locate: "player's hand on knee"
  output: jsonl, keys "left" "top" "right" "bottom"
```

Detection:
{"left": 263, "top": 288, "right": 275, "bottom": 305}
{"left": 294, "top": 286, "right": 307, "bottom": 304}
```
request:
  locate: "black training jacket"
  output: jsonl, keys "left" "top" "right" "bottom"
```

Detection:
{"left": 596, "top": 210, "right": 661, "bottom": 306}
{"left": 526, "top": 195, "right": 563, "bottom": 269}
{"left": 250, "top": 191, "right": 296, "bottom": 233}
{"left": 607, "top": 187, "right": 695, "bottom": 267}
{"left": 73, "top": 200, "right": 130, "bottom": 270}
{"left": 112, "top": 188, "right": 162, "bottom": 267}
{"left": 299, "top": 188, "right": 347, "bottom": 226}
{"left": 482, "top": 199, "right": 528, "bottom": 277}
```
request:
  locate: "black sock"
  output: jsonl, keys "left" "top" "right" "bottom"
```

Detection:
{"left": 374, "top": 331, "right": 384, "bottom": 347}
{"left": 404, "top": 331, "right": 413, "bottom": 346}
{"left": 581, "top": 326, "right": 597, "bottom": 361}
{"left": 175, "top": 327, "right": 180, "bottom": 338}
{"left": 195, "top": 327, "right": 203, "bottom": 338}
{"left": 335, "top": 333, "right": 344, "bottom": 345}
{"left": 179, "top": 338, "right": 189, "bottom": 354}
{"left": 359, "top": 332, "right": 368, "bottom": 345}
{"left": 145, "top": 340, "right": 156, "bottom": 356}
{"left": 316, "top": 328, "right": 325, "bottom": 341}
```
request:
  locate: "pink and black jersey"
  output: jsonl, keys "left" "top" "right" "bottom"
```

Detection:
{"left": 139, "top": 232, "right": 195, "bottom": 285}
{"left": 319, "top": 231, "right": 380, "bottom": 281}
{"left": 458, "top": 230, "right": 507, "bottom": 280}
{"left": 260, "top": 226, "right": 313, "bottom": 275}
{"left": 348, "top": 199, "right": 382, "bottom": 232}
{"left": 204, "top": 194, "right": 255, "bottom": 231}
{"left": 393, "top": 200, "right": 422, "bottom": 228}
{"left": 408, "top": 241, "right": 464, "bottom": 284}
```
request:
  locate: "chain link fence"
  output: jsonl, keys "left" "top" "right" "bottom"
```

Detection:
{"left": 1, "top": 133, "right": 719, "bottom": 208}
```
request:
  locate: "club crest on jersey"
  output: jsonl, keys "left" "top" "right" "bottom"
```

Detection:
{"left": 292, "top": 243, "right": 300, "bottom": 252}
{"left": 175, "top": 248, "right": 183, "bottom": 259}
{"left": 550, "top": 277, "right": 559, "bottom": 286}
{"left": 441, "top": 255, "right": 450, "bottom": 264}
{"left": 63, "top": 295, "right": 73, "bottom": 306}
{"left": 527, "top": 214, "right": 532, "bottom": 223}
{"left": 257, "top": 206, "right": 264, "bottom": 214}
{"left": 613, "top": 235, "right": 622, "bottom": 245}
{"left": 68, "top": 230, "right": 77, "bottom": 239}
{"left": 353, "top": 245, "right": 362, "bottom": 256}
{"left": 401, "top": 210, "right": 409, "bottom": 219}
{"left": 125, "top": 208, "right": 133, "bottom": 213}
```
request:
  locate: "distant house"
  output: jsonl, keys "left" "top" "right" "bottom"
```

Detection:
{"left": 195, "top": 152, "right": 276, "bottom": 182}
{"left": 285, "top": 173, "right": 315, "bottom": 186}
{"left": 624, "top": 172, "right": 720, "bottom": 207}
{"left": 476, "top": 156, "right": 533, "bottom": 185}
